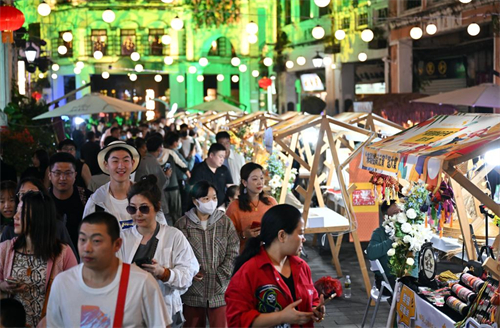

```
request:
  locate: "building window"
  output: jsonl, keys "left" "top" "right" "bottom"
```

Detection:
{"left": 299, "top": 0, "right": 310, "bottom": 21}
{"left": 374, "top": 8, "right": 388, "bottom": 25}
{"left": 208, "top": 37, "right": 235, "bottom": 57}
{"left": 59, "top": 31, "right": 73, "bottom": 57}
{"left": 149, "top": 28, "right": 164, "bottom": 56}
{"left": 120, "top": 29, "right": 136, "bottom": 56}
{"left": 406, "top": 0, "right": 421, "bottom": 10}
{"left": 342, "top": 17, "right": 350, "bottom": 30}
{"left": 284, "top": 0, "right": 291, "bottom": 25}
{"left": 91, "top": 29, "right": 107, "bottom": 55}
{"left": 357, "top": 13, "right": 368, "bottom": 28}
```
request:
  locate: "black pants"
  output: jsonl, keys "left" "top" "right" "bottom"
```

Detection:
{"left": 375, "top": 275, "right": 396, "bottom": 297}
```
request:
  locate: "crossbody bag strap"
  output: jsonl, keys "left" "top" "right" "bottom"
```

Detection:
{"left": 113, "top": 263, "right": 131, "bottom": 328}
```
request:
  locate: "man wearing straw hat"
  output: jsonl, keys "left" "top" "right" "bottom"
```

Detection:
{"left": 83, "top": 141, "right": 167, "bottom": 229}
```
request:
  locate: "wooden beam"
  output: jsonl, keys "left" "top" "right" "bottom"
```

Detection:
{"left": 327, "top": 234, "right": 343, "bottom": 277}
{"left": 279, "top": 133, "right": 299, "bottom": 204}
{"left": 275, "top": 139, "right": 311, "bottom": 171}
{"left": 352, "top": 229, "right": 372, "bottom": 299}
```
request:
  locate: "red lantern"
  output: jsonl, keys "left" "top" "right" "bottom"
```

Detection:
{"left": 258, "top": 77, "right": 272, "bottom": 89}
{"left": 0, "top": 5, "right": 25, "bottom": 43}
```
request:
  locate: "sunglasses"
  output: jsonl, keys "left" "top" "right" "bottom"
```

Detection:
{"left": 126, "top": 205, "right": 151, "bottom": 215}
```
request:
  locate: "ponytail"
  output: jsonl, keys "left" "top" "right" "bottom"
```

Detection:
{"left": 232, "top": 235, "right": 263, "bottom": 276}
{"left": 231, "top": 204, "right": 302, "bottom": 276}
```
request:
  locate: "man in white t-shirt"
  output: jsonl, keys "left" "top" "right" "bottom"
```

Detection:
{"left": 47, "top": 212, "right": 171, "bottom": 327}
{"left": 83, "top": 141, "right": 166, "bottom": 229}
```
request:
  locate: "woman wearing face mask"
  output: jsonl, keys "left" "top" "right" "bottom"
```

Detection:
{"left": 118, "top": 175, "right": 199, "bottom": 328}
{"left": 175, "top": 180, "right": 239, "bottom": 328}
{"left": 226, "top": 162, "right": 277, "bottom": 253}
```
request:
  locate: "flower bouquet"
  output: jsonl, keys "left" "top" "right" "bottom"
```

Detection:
{"left": 265, "top": 152, "right": 297, "bottom": 201}
{"left": 383, "top": 182, "right": 432, "bottom": 277}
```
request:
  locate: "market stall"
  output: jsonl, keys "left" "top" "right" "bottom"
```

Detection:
{"left": 193, "top": 111, "right": 243, "bottom": 157}
{"left": 358, "top": 113, "right": 500, "bottom": 328}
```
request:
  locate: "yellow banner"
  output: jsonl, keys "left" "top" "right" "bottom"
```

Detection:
{"left": 362, "top": 148, "right": 400, "bottom": 173}
{"left": 404, "top": 128, "right": 461, "bottom": 144}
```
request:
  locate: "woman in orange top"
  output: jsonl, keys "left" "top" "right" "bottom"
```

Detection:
{"left": 226, "top": 162, "right": 277, "bottom": 253}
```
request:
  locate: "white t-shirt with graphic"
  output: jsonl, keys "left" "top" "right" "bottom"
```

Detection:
{"left": 47, "top": 262, "right": 171, "bottom": 328}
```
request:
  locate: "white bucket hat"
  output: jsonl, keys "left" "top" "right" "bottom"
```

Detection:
{"left": 97, "top": 141, "right": 140, "bottom": 175}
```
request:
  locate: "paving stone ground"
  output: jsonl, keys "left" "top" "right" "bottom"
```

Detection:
{"left": 302, "top": 234, "right": 464, "bottom": 328}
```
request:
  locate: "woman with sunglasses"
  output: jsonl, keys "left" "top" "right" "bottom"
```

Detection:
{"left": 118, "top": 175, "right": 199, "bottom": 328}
{"left": 0, "top": 191, "right": 77, "bottom": 327}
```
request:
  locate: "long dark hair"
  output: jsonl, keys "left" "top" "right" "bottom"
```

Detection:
{"left": 34, "top": 149, "right": 49, "bottom": 174}
{"left": 14, "top": 191, "right": 62, "bottom": 261}
{"left": 238, "top": 162, "right": 272, "bottom": 212}
{"left": 232, "top": 204, "right": 302, "bottom": 275}
{"left": 127, "top": 175, "right": 161, "bottom": 212}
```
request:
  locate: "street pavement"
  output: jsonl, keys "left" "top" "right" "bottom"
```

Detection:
{"left": 303, "top": 234, "right": 464, "bottom": 328}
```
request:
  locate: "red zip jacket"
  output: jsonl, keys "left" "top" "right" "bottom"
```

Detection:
{"left": 225, "top": 247, "right": 319, "bottom": 328}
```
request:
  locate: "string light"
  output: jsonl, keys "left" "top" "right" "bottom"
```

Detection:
{"left": 76, "top": 61, "right": 84, "bottom": 69}
{"left": 358, "top": 52, "right": 368, "bottom": 62}
{"left": 130, "top": 73, "right": 137, "bottom": 81}
{"left": 231, "top": 75, "right": 239, "bottom": 83}
{"left": 199, "top": 57, "right": 209, "bottom": 66}
{"left": 164, "top": 56, "right": 173, "bottom": 65}
{"left": 51, "top": 73, "right": 58, "bottom": 79}
{"left": 161, "top": 35, "right": 172, "bottom": 44}
{"left": 188, "top": 66, "right": 197, "bottom": 74}
{"left": 263, "top": 57, "right": 273, "bottom": 66}
{"left": 171, "top": 16, "right": 183, "bottom": 30}
{"left": 246, "top": 21, "right": 258, "bottom": 34}
{"left": 134, "top": 64, "right": 144, "bottom": 72}
{"left": 57, "top": 45, "right": 68, "bottom": 55}
{"left": 286, "top": 60, "right": 294, "bottom": 69}
{"left": 410, "top": 27, "right": 423, "bottom": 39}
{"left": 177, "top": 75, "right": 184, "bottom": 83}
{"left": 314, "top": 0, "right": 331, "bottom": 7}
{"left": 231, "top": 57, "right": 241, "bottom": 66}
{"left": 247, "top": 34, "right": 258, "bottom": 44}
{"left": 197, "top": 75, "right": 204, "bottom": 82}
{"left": 93, "top": 51, "right": 103, "bottom": 60}
{"left": 38, "top": 73, "right": 44, "bottom": 79}
{"left": 239, "top": 64, "right": 247, "bottom": 72}
{"left": 361, "top": 29, "right": 374, "bottom": 42}
{"left": 62, "top": 32, "right": 73, "bottom": 42}
{"left": 296, "top": 56, "right": 306, "bottom": 66}
{"left": 52, "top": 64, "right": 60, "bottom": 71}
{"left": 74, "top": 67, "right": 81, "bottom": 74}
{"left": 335, "top": 29, "right": 346, "bottom": 40}
{"left": 37, "top": 2, "right": 51, "bottom": 16}
{"left": 102, "top": 71, "right": 110, "bottom": 79}
{"left": 467, "top": 23, "right": 480, "bottom": 36}
{"left": 217, "top": 74, "right": 224, "bottom": 81}
{"left": 312, "top": 25, "right": 325, "bottom": 39}
{"left": 130, "top": 52, "right": 140, "bottom": 61}
{"left": 323, "top": 56, "right": 332, "bottom": 66}
{"left": 102, "top": 9, "right": 115, "bottom": 23}
{"left": 426, "top": 24, "right": 437, "bottom": 35}
{"left": 154, "top": 74, "right": 162, "bottom": 82}
{"left": 252, "top": 70, "right": 259, "bottom": 77}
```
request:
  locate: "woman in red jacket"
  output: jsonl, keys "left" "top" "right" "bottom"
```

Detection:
{"left": 225, "top": 204, "right": 325, "bottom": 328}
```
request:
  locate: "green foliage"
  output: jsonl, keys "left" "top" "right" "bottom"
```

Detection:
{"left": 1, "top": 86, "right": 57, "bottom": 175}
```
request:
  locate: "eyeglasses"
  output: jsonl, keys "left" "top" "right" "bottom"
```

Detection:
{"left": 126, "top": 205, "right": 151, "bottom": 215}
{"left": 50, "top": 171, "right": 75, "bottom": 178}
{"left": 16, "top": 190, "right": 44, "bottom": 201}
{"left": 61, "top": 147, "right": 76, "bottom": 152}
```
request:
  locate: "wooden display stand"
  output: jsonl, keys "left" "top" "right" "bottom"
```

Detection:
{"left": 194, "top": 111, "right": 242, "bottom": 157}
{"left": 270, "top": 113, "right": 377, "bottom": 297}
{"left": 334, "top": 112, "right": 403, "bottom": 137}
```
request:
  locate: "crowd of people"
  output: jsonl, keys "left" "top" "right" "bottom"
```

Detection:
{"left": 0, "top": 118, "right": 325, "bottom": 328}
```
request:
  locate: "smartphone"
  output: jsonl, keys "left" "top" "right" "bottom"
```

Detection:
{"left": 135, "top": 258, "right": 152, "bottom": 267}
{"left": 163, "top": 162, "right": 171, "bottom": 172}
{"left": 250, "top": 221, "right": 261, "bottom": 229}
{"left": 5, "top": 278, "right": 19, "bottom": 285}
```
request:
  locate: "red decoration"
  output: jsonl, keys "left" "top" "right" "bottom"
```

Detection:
{"left": 32, "top": 91, "right": 42, "bottom": 101}
{"left": 314, "top": 276, "right": 343, "bottom": 298}
{"left": 0, "top": 5, "right": 25, "bottom": 43}
{"left": 258, "top": 77, "right": 272, "bottom": 89}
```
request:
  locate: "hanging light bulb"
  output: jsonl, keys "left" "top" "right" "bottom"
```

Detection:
{"left": 286, "top": 60, "right": 294, "bottom": 69}
{"left": 426, "top": 24, "right": 437, "bottom": 35}
{"left": 252, "top": 70, "right": 259, "bottom": 77}
{"left": 130, "top": 52, "right": 140, "bottom": 61}
{"left": 197, "top": 75, "right": 204, "bottom": 82}
{"left": 331, "top": 63, "right": 337, "bottom": 69}
{"left": 58, "top": 45, "right": 68, "bottom": 55}
{"left": 171, "top": 16, "right": 184, "bottom": 30}
{"left": 410, "top": 27, "right": 423, "bottom": 39}
{"left": 76, "top": 61, "right": 84, "bottom": 69}
{"left": 231, "top": 57, "right": 241, "bottom": 66}
{"left": 360, "top": 29, "right": 374, "bottom": 42}
{"left": 358, "top": 52, "right": 368, "bottom": 62}
{"left": 74, "top": 67, "right": 81, "bottom": 74}
{"left": 239, "top": 64, "right": 247, "bottom": 72}
{"left": 134, "top": 64, "right": 144, "bottom": 72}
{"left": 62, "top": 32, "right": 73, "bottom": 42}
{"left": 246, "top": 21, "right": 258, "bottom": 34}
{"left": 38, "top": 2, "right": 51, "bottom": 16}
{"left": 154, "top": 74, "right": 162, "bottom": 82}
{"left": 335, "top": 29, "right": 346, "bottom": 40}
{"left": 217, "top": 74, "right": 225, "bottom": 82}
{"left": 323, "top": 56, "right": 332, "bottom": 66}
{"left": 314, "top": 0, "right": 331, "bottom": 7}
{"left": 312, "top": 25, "right": 325, "bottom": 39}
{"left": 102, "top": 9, "right": 115, "bottom": 23}
{"left": 162, "top": 0, "right": 174, "bottom": 3}
{"left": 467, "top": 23, "right": 480, "bottom": 36}
{"left": 52, "top": 64, "right": 60, "bottom": 71}
{"left": 263, "top": 57, "right": 273, "bottom": 67}
{"left": 38, "top": 73, "right": 44, "bottom": 79}
{"left": 51, "top": 73, "right": 58, "bottom": 79}
{"left": 459, "top": 0, "right": 471, "bottom": 3}
{"left": 161, "top": 35, "right": 172, "bottom": 45}
{"left": 231, "top": 75, "right": 240, "bottom": 83}
{"left": 177, "top": 75, "right": 184, "bottom": 83}
{"left": 247, "top": 34, "right": 258, "bottom": 44}
{"left": 199, "top": 57, "right": 208, "bottom": 66}
{"left": 164, "top": 56, "right": 173, "bottom": 65}
{"left": 93, "top": 50, "right": 103, "bottom": 60}
{"left": 188, "top": 66, "right": 197, "bottom": 74}
{"left": 296, "top": 56, "right": 306, "bottom": 66}
{"left": 102, "top": 71, "right": 110, "bottom": 79}
{"left": 129, "top": 73, "right": 138, "bottom": 81}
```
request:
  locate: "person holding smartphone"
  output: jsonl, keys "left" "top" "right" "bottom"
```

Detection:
{"left": 226, "top": 163, "right": 277, "bottom": 253}
{"left": 118, "top": 175, "right": 199, "bottom": 328}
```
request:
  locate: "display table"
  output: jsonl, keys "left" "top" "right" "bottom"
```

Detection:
{"left": 302, "top": 207, "right": 350, "bottom": 277}
{"left": 431, "top": 234, "right": 496, "bottom": 261}
{"left": 396, "top": 282, "right": 456, "bottom": 328}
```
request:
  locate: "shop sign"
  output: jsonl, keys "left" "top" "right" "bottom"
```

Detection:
{"left": 397, "top": 284, "right": 416, "bottom": 327}
{"left": 416, "top": 58, "right": 466, "bottom": 80}
{"left": 361, "top": 148, "right": 400, "bottom": 173}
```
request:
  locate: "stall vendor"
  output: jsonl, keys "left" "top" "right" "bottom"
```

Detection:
{"left": 366, "top": 200, "right": 400, "bottom": 296}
